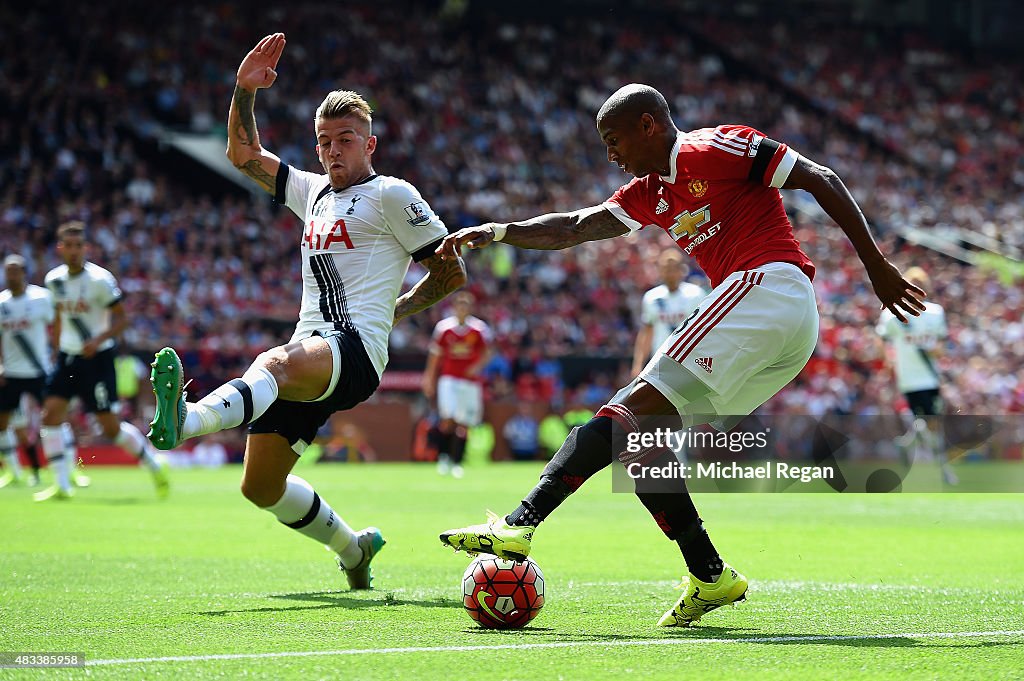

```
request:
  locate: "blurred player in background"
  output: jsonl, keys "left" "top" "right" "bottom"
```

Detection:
{"left": 632, "top": 249, "right": 707, "bottom": 376}
{"left": 423, "top": 291, "right": 493, "bottom": 478}
{"left": 0, "top": 255, "right": 51, "bottom": 488}
{"left": 439, "top": 83, "right": 925, "bottom": 627}
{"left": 147, "top": 33, "right": 466, "bottom": 589}
{"left": 35, "top": 223, "right": 169, "bottom": 501}
{"left": 877, "top": 266, "right": 957, "bottom": 485}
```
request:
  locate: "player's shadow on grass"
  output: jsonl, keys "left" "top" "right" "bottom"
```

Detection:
{"left": 463, "top": 628, "right": 654, "bottom": 641}
{"left": 676, "top": 632, "right": 1022, "bottom": 649}
{"left": 196, "top": 590, "right": 460, "bottom": 617}
{"left": 915, "top": 641, "right": 1023, "bottom": 650}
{"left": 656, "top": 625, "right": 763, "bottom": 638}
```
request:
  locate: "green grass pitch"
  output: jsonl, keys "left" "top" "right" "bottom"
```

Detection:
{"left": 1, "top": 463, "right": 1022, "bottom": 680}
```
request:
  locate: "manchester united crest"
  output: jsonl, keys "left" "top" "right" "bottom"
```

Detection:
{"left": 688, "top": 179, "right": 708, "bottom": 198}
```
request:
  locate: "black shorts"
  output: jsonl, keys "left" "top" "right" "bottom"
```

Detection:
{"left": 0, "top": 376, "right": 47, "bottom": 413}
{"left": 249, "top": 329, "right": 380, "bottom": 450}
{"left": 47, "top": 348, "right": 118, "bottom": 413}
{"left": 904, "top": 388, "right": 942, "bottom": 417}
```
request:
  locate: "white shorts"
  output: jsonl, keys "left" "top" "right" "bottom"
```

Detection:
{"left": 611, "top": 262, "right": 819, "bottom": 426}
{"left": 437, "top": 375, "right": 484, "bottom": 426}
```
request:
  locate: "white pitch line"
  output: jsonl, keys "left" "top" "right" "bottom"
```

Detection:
{"left": 85, "top": 630, "right": 1024, "bottom": 667}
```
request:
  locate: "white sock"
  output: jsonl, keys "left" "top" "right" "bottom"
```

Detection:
{"left": 183, "top": 365, "right": 279, "bottom": 439}
{"left": 1, "top": 428, "right": 22, "bottom": 477}
{"left": 264, "top": 475, "right": 361, "bottom": 567}
{"left": 115, "top": 422, "right": 161, "bottom": 472}
{"left": 61, "top": 423, "right": 78, "bottom": 468}
{"left": 40, "top": 425, "right": 71, "bottom": 492}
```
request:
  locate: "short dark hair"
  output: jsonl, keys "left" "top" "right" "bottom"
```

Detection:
{"left": 597, "top": 83, "right": 672, "bottom": 126}
{"left": 56, "top": 221, "right": 86, "bottom": 242}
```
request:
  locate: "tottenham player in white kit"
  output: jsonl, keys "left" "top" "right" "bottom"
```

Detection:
{"left": 877, "top": 267, "right": 956, "bottom": 484}
{"left": 35, "top": 223, "right": 170, "bottom": 501}
{"left": 0, "top": 255, "right": 53, "bottom": 488}
{"left": 148, "top": 33, "right": 466, "bottom": 590}
{"left": 631, "top": 249, "right": 707, "bottom": 376}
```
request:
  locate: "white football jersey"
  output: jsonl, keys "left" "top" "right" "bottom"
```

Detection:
{"left": 45, "top": 262, "right": 123, "bottom": 356}
{"left": 277, "top": 166, "right": 449, "bottom": 377}
{"left": 0, "top": 284, "right": 54, "bottom": 378}
{"left": 877, "top": 301, "right": 948, "bottom": 393}
{"left": 640, "top": 282, "right": 707, "bottom": 353}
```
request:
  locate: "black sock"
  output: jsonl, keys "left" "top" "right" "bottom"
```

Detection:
{"left": 676, "top": 522, "right": 724, "bottom": 583}
{"left": 25, "top": 443, "right": 41, "bottom": 473}
{"left": 633, "top": 448, "right": 722, "bottom": 582}
{"left": 427, "top": 423, "right": 443, "bottom": 459}
{"left": 506, "top": 416, "right": 615, "bottom": 527}
{"left": 507, "top": 502, "right": 544, "bottom": 527}
{"left": 438, "top": 431, "right": 451, "bottom": 461}
{"left": 449, "top": 427, "right": 467, "bottom": 465}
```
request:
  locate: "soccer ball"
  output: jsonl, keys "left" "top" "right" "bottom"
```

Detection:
{"left": 462, "top": 555, "right": 545, "bottom": 629}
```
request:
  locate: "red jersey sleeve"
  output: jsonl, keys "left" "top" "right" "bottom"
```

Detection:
{"left": 602, "top": 175, "right": 660, "bottom": 233}
{"left": 689, "top": 125, "right": 800, "bottom": 188}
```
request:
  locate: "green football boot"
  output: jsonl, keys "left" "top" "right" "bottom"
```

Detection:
{"left": 657, "top": 563, "right": 748, "bottom": 627}
{"left": 439, "top": 511, "right": 534, "bottom": 562}
{"left": 338, "top": 527, "right": 387, "bottom": 590}
{"left": 148, "top": 347, "right": 187, "bottom": 451}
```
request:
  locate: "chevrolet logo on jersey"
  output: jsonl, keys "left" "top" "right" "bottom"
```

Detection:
{"left": 670, "top": 205, "right": 711, "bottom": 239}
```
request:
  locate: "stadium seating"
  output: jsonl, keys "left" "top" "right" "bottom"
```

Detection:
{"left": 1, "top": 0, "right": 1019, "bottom": 455}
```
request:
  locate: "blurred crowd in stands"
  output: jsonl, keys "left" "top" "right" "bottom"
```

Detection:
{"left": 1, "top": 0, "right": 1020, "bottom": 452}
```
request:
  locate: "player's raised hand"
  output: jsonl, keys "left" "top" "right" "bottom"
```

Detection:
{"left": 437, "top": 224, "right": 501, "bottom": 260}
{"left": 237, "top": 33, "right": 286, "bottom": 91}
{"left": 866, "top": 258, "right": 927, "bottom": 323}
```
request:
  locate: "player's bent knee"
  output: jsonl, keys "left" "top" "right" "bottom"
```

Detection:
{"left": 253, "top": 347, "right": 291, "bottom": 384}
{"left": 240, "top": 477, "right": 286, "bottom": 508}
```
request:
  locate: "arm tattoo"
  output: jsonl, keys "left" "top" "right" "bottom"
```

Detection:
{"left": 503, "top": 207, "right": 629, "bottom": 250}
{"left": 231, "top": 86, "right": 258, "bottom": 147}
{"left": 237, "top": 159, "right": 275, "bottom": 192}
{"left": 394, "top": 253, "right": 467, "bottom": 322}
{"left": 228, "top": 85, "right": 277, "bottom": 193}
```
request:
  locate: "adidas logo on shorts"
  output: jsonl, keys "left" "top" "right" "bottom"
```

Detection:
{"left": 655, "top": 198, "right": 670, "bottom": 215}
{"left": 694, "top": 357, "right": 713, "bottom": 373}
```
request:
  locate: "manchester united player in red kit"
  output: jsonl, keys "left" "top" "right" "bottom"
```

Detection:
{"left": 423, "top": 292, "right": 493, "bottom": 478}
{"left": 436, "top": 84, "right": 926, "bottom": 628}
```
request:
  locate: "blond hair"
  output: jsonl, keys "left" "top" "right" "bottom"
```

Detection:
{"left": 315, "top": 90, "right": 373, "bottom": 134}
{"left": 904, "top": 266, "right": 930, "bottom": 288}
{"left": 658, "top": 249, "right": 684, "bottom": 267}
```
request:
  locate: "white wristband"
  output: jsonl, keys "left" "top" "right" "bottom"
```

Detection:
{"left": 491, "top": 224, "right": 507, "bottom": 242}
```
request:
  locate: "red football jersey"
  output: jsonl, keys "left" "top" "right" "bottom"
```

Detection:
{"left": 431, "top": 315, "right": 493, "bottom": 381}
{"left": 604, "top": 125, "right": 815, "bottom": 288}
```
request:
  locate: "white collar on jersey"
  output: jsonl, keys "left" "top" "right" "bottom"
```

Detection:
{"left": 659, "top": 131, "right": 685, "bottom": 185}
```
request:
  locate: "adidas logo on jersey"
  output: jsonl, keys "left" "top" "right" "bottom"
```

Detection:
{"left": 694, "top": 357, "right": 713, "bottom": 373}
{"left": 655, "top": 198, "right": 670, "bottom": 215}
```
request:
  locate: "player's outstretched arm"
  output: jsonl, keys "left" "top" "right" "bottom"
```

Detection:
{"left": 783, "top": 155, "right": 926, "bottom": 323}
{"left": 436, "top": 206, "right": 629, "bottom": 260}
{"left": 226, "top": 33, "right": 286, "bottom": 194}
{"left": 394, "top": 253, "right": 468, "bottom": 324}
